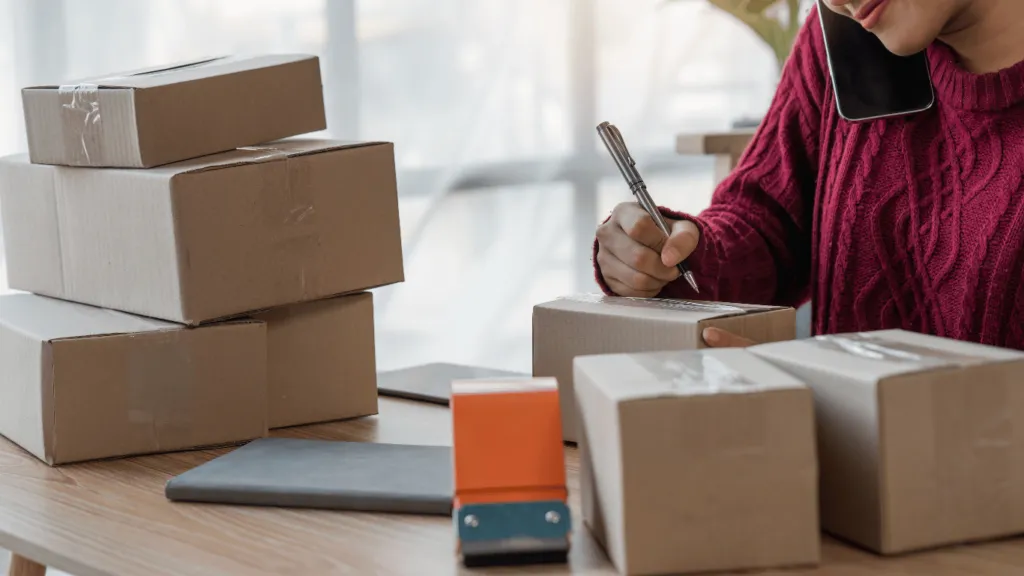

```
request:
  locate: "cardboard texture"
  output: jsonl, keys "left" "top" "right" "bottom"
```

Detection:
{"left": 0, "top": 294, "right": 268, "bottom": 466}
{"left": 750, "top": 329, "right": 1024, "bottom": 554}
{"left": 0, "top": 139, "right": 404, "bottom": 325}
{"left": 253, "top": 292, "right": 379, "bottom": 429}
{"left": 533, "top": 294, "right": 795, "bottom": 442}
{"left": 23, "top": 54, "right": 326, "bottom": 168}
{"left": 575, "top": 349, "right": 819, "bottom": 575}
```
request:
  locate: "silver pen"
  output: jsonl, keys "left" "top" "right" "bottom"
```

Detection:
{"left": 597, "top": 121, "right": 700, "bottom": 293}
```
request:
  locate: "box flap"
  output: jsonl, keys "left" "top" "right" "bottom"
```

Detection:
{"left": 538, "top": 294, "right": 784, "bottom": 323}
{"left": 146, "top": 138, "right": 386, "bottom": 176}
{"left": 0, "top": 294, "right": 178, "bottom": 342}
{"left": 26, "top": 54, "right": 317, "bottom": 90}
{"left": 575, "top": 349, "right": 806, "bottom": 403}
{"left": 751, "top": 329, "right": 1024, "bottom": 383}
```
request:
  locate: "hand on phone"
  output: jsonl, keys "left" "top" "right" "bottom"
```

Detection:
{"left": 596, "top": 203, "right": 700, "bottom": 297}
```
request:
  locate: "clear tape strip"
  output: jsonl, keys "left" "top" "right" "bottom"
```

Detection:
{"left": 238, "top": 145, "right": 291, "bottom": 162}
{"left": 58, "top": 83, "right": 102, "bottom": 165}
{"left": 631, "top": 352, "right": 762, "bottom": 393}
{"left": 562, "top": 293, "right": 748, "bottom": 314}
{"left": 810, "top": 333, "right": 983, "bottom": 367}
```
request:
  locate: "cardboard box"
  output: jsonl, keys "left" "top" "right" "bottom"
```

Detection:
{"left": 23, "top": 55, "right": 326, "bottom": 168}
{"left": 750, "top": 330, "right": 1024, "bottom": 554}
{"left": 575, "top": 349, "right": 819, "bottom": 575}
{"left": 533, "top": 294, "right": 795, "bottom": 442}
{"left": 253, "top": 292, "right": 379, "bottom": 429}
{"left": 0, "top": 294, "right": 268, "bottom": 465}
{"left": 0, "top": 139, "right": 404, "bottom": 325}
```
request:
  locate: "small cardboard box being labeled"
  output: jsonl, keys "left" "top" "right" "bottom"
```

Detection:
{"left": 0, "top": 139, "right": 403, "bottom": 325}
{"left": 23, "top": 54, "right": 326, "bottom": 168}
{"left": 750, "top": 329, "right": 1024, "bottom": 554}
{"left": 0, "top": 294, "right": 268, "bottom": 465}
{"left": 575, "top": 348, "right": 819, "bottom": 575}
{"left": 533, "top": 294, "right": 795, "bottom": 442}
{"left": 253, "top": 292, "right": 379, "bottom": 429}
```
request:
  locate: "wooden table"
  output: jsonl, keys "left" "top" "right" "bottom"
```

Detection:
{"left": 2, "top": 398, "right": 1021, "bottom": 576}
{"left": 676, "top": 129, "right": 756, "bottom": 183}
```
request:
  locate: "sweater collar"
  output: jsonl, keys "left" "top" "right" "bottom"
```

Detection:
{"left": 928, "top": 41, "right": 1024, "bottom": 112}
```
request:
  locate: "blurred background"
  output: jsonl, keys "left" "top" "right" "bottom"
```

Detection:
{"left": 0, "top": 0, "right": 810, "bottom": 373}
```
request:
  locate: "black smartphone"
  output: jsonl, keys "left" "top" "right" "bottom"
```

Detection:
{"left": 817, "top": 0, "right": 934, "bottom": 121}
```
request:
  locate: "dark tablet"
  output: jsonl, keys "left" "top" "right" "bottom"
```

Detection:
{"left": 166, "top": 438, "right": 452, "bottom": 515}
{"left": 377, "top": 362, "right": 528, "bottom": 405}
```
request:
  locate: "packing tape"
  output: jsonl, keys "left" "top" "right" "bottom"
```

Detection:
{"left": 810, "top": 332, "right": 985, "bottom": 368}
{"left": 631, "top": 351, "right": 769, "bottom": 455}
{"left": 238, "top": 145, "right": 291, "bottom": 163}
{"left": 562, "top": 293, "right": 749, "bottom": 314}
{"left": 126, "top": 330, "right": 194, "bottom": 451}
{"left": 58, "top": 83, "right": 102, "bottom": 165}
{"left": 241, "top": 145, "right": 319, "bottom": 299}
{"left": 634, "top": 352, "right": 761, "bottom": 394}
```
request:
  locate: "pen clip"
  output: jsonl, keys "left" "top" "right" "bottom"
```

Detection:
{"left": 599, "top": 122, "right": 635, "bottom": 167}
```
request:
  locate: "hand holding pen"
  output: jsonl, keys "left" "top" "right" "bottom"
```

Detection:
{"left": 595, "top": 121, "right": 702, "bottom": 296}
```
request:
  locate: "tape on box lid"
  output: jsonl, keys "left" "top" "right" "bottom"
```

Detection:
{"left": 28, "top": 55, "right": 315, "bottom": 90}
{"left": 152, "top": 139, "right": 388, "bottom": 176}
{"left": 28, "top": 55, "right": 326, "bottom": 168}
{"left": 578, "top": 349, "right": 805, "bottom": 402}
{"left": 809, "top": 332, "right": 1012, "bottom": 368}
{"left": 552, "top": 293, "right": 783, "bottom": 320}
{"left": 753, "top": 330, "right": 1024, "bottom": 384}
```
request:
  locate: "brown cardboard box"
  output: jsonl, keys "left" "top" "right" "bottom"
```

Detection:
{"left": 0, "top": 293, "right": 267, "bottom": 465}
{"left": 0, "top": 139, "right": 404, "bottom": 325}
{"left": 575, "top": 348, "right": 819, "bottom": 575}
{"left": 750, "top": 329, "right": 1024, "bottom": 554}
{"left": 23, "top": 55, "right": 326, "bottom": 168}
{"left": 254, "top": 292, "right": 379, "bottom": 429}
{"left": 533, "top": 294, "right": 795, "bottom": 442}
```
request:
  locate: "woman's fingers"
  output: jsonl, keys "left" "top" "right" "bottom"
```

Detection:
{"left": 701, "top": 327, "right": 758, "bottom": 348}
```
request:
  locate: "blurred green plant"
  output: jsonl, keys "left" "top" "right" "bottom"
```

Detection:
{"left": 698, "top": 0, "right": 804, "bottom": 73}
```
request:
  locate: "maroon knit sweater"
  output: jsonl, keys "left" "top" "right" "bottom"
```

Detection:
{"left": 595, "top": 7, "right": 1024, "bottom": 350}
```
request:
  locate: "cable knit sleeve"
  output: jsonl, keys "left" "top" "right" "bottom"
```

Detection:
{"left": 594, "top": 6, "right": 828, "bottom": 307}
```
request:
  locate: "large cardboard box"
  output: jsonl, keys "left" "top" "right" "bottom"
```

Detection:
{"left": 750, "top": 330, "right": 1024, "bottom": 554}
{"left": 575, "top": 349, "right": 819, "bottom": 575}
{"left": 253, "top": 292, "right": 379, "bottom": 429}
{"left": 533, "top": 294, "right": 795, "bottom": 442}
{"left": 0, "top": 139, "right": 404, "bottom": 325}
{"left": 23, "top": 55, "right": 326, "bottom": 168}
{"left": 0, "top": 294, "right": 268, "bottom": 465}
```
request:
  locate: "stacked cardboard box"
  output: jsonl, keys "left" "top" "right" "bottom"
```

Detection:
{"left": 571, "top": 329, "right": 1024, "bottom": 573}
{"left": 533, "top": 294, "right": 796, "bottom": 442}
{"left": 575, "top": 348, "right": 819, "bottom": 575}
{"left": 750, "top": 330, "right": 1024, "bottom": 554}
{"left": 0, "top": 55, "right": 403, "bottom": 464}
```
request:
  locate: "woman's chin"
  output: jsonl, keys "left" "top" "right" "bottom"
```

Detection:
{"left": 874, "top": 29, "right": 935, "bottom": 56}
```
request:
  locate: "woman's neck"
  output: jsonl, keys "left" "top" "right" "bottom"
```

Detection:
{"left": 940, "top": 0, "right": 1024, "bottom": 73}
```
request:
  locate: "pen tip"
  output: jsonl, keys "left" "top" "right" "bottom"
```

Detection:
{"left": 684, "top": 271, "right": 700, "bottom": 294}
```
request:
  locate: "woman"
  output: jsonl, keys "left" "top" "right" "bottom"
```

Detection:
{"left": 594, "top": 0, "right": 1024, "bottom": 350}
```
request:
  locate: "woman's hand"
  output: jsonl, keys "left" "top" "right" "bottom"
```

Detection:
{"left": 596, "top": 202, "right": 701, "bottom": 297}
{"left": 701, "top": 327, "right": 757, "bottom": 348}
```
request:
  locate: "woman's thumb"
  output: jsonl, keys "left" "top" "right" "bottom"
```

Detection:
{"left": 661, "top": 219, "right": 700, "bottom": 267}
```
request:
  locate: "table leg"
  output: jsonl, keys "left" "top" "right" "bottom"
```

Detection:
{"left": 7, "top": 554, "right": 46, "bottom": 576}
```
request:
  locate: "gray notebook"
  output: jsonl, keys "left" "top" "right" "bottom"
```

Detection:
{"left": 377, "top": 362, "right": 529, "bottom": 405}
{"left": 166, "top": 438, "right": 453, "bottom": 515}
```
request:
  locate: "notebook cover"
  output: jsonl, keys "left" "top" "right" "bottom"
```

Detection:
{"left": 165, "top": 438, "right": 452, "bottom": 515}
{"left": 377, "top": 362, "right": 529, "bottom": 405}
